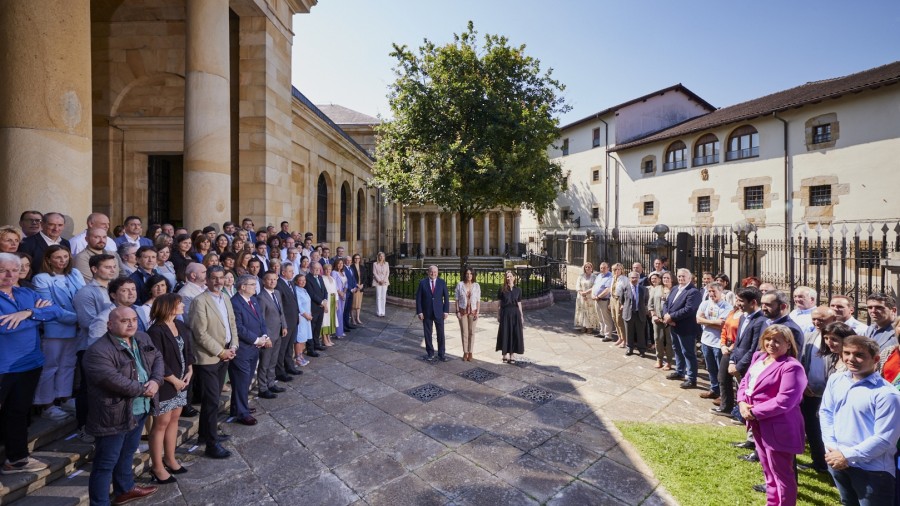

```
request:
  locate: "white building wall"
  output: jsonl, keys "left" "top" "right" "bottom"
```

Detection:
{"left": 615, "top": 92, "right": 712, "bottom": 144}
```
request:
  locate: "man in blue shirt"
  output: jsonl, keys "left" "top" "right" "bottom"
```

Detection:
{"left": 820, "top": 335, "right": 900, "bottom": 505}
{"left": 863, "top": 293, "right": 898, "bottom": 351}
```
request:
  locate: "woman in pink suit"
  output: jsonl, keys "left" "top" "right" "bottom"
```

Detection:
{"left": 737, "top": 324, "right": 807, "bottom": 505}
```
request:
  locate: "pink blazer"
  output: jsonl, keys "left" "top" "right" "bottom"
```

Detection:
{"left": 737, "top": 351, "right": 808, "bottom": 454}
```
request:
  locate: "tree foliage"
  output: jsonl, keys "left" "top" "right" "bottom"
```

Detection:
{"left": 373, "top": 22, "right": 569, "bottom": 255}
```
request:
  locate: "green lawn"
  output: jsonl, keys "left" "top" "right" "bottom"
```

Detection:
{"left": 389, "top": 272, "right": 546, "bottom": 301}
{"left": 615, "top": 422, "right": 840, "bottom": 506}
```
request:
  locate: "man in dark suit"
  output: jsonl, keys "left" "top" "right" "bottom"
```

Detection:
{"left": 257, "top": 272, "right": 287, "bottom": 398}
{"left": 715, "top": 286, "right": 767, "bottom": 418}
{"left": 343, "top": 256, "right": 358, "bottom": 331}
{"left": 304, "top": 261, "right": 328, "bottom": 357}
{"left": 663, "top": 268, "right": 703, "bottom": 389}
{"left": 18, "top": 211, "right": 70, "bottom": 273}
{"left": 621, "top": 270, "right": 650, "bottom": 357}
{"left": 274, "top": 263, "right": 302, "bottom": 380}
{"left": 229, "top": 275, "right": 267, "bottom": 425}
{"left": 415, "top": 265, "right": 450, "bottom": 362}
{"left": 761, "top": 290, "right": 805, "bottom": 350}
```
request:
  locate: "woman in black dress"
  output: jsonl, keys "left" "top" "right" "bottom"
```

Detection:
{"left": 496, "top": 270, "right": 524, "bottom": 364}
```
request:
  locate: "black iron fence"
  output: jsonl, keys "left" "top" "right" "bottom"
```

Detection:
{"left": 543, "top": 222, "right": 899, "bottom": 319}
{"left": 387, "top": 263, "right": 557, "bottom": 300}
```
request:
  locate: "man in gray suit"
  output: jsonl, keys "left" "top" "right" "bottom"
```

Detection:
{"left": 620, "top": 270, "right": 650, "bottom": 357}
{"left": 257, "top": 271, "right": 287, "bottom": 398}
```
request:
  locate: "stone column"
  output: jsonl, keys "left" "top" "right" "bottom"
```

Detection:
{"left": 434, "top": 213, "right": 442, "bottom": 256}
{"left": 450, "top": 213, "right": 457, "bottom": 256}
{"left": 419, "top": 212, "right": 426, "bottom": 256}
{"left": 183, "top": 0, "right": 231, "bottom": 231}
{"left": 404, "top": 212, "right": 411, "bottom": 243}
{"left": 513, "top": 212, "right": 521, "bottom": 255}
{"left": 498, "top": 211, "right": 506, "bottom": 255}
{"left": 0, "top": 1, "right": 93, "bottom": 225}
{"left": 468, "top": 218, "right": 475, "bottom": 256}
{"left": 483, "top": 215, "right": 490, "bottom": 255}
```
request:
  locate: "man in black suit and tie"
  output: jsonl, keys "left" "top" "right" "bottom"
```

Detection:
{"left": 257, "top": 272, "right": 287, "bottom": 398}
{"left": 229, "top": 275, "right": 268, "bottom": 425}
{"left": 663, "top": 268, "right": 703, "bottom": 389}
{"left": 621, "top": 270, "right": 650, "bottom": 357}
{"left": 714, "top": 286, "right": 767, "bottom": 417}
{"left": 253, "top": 241, "right": 270, "bottom": 273}
{"left": 274, "top": 263, "right": 302, "bottom": 380}
{"left": 19, "top": 211, "right": 70, "bottom": 273}
{"left": 304, "top": 261, "right": 328, "bottom": 357}
{"left": 415, "top": 265, "right": 450, "bottom": 362}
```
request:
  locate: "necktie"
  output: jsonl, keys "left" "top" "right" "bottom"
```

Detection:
{"left": 271, "top": 291, "right": 281, "bottom": 313}
{"left": 633, "top": 285, "right": 639, "bottom": 308}
{"left": 431, "top": 280, "right": 435, "bottom": 294}
{"left": 248, "top": 299, "right": 258, "bottom": 317}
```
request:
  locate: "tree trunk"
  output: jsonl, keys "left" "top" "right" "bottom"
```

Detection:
{"left": 458, "top": 209, "right": 471, "bottom": 275}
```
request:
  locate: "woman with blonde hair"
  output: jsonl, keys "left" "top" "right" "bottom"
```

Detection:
{"left": 372, "top": 252, "right": 390, "bottom": 317}
{"left": 0, "top": 226, "right": 22, "bottom": 253}
{"left": 610, "top": 262, "right": 628, "bottom": 348}
{"left": 574, "top": 262, "right": 598, "bottom": 333}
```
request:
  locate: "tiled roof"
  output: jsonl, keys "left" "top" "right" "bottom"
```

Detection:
{"left": 290, "top": 88, "right": 374, "bottom": 161}
{"left": 316, "top": 104, "right": 380, "bottom": 126}
{"left": 560, "top": 84, "right": 716, "bottom": 131}
{"left": 612, "top": 61, "right": 900, "bottom": 151}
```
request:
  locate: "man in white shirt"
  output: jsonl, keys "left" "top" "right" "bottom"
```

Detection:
{"left": 18, "top": 212, "right": 70, "bottom": 273}
{"left": 829, "top": 295, "right": 868, "bottom": 334}
{"left": 178, "top": 263, "right": 208, "bottom": 323}
{"left": 69, "top": 213, "right": 117, "bottom": 256}
{"left": 789, "top": 286, "right": 817, "bottom": 334}
{"left": 591, "top": 262, "right": 614, "bottom": 341}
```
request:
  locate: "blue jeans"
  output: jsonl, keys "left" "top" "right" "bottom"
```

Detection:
{"left": 701, "top": 344, "right": 722, "bottom": 394}
{"left": 828, "top": 466, "right": 895, "bottom": 506}
{"left": 671, "top": 330, "right": 698, "bottom": 382}
{"left": 89, "top": 413, "right": 147, "bottom": 506}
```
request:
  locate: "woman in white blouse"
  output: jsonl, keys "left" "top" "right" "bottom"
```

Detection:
{"left": 455, "top": 267, "right": 481, "bottom": 361}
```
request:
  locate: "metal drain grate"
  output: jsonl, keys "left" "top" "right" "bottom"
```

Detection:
{"left": 405, "top": 383, "right": 451, "bottom": 403}
{"left": 458, "top": 367, "right": 501, "bottom": 384}
{"left": 511, "top": 385, "right": 554, "bottom": 404}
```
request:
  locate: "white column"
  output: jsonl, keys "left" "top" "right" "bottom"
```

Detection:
{"left": 419, "top": 212, "right": 426, "bottom": 256}
{"left": 450, "top": 213, "right": 457, "bottom": 256}
{"left": 434, "top": 213, "right": 442, "bottom": 256}
{"left": 482, "top": 214, "right": 490, "bottom": 255}
{"left": 404, "top": 212, "right": 411, "bottom": 243}
{"left": 498, "top": 211, "right": 506, "bottom": 255}
{"left": 184, "top": 0, "right": 232, "bottom": 231}
{"left": 468, "top": 218, "right": 475, "bottom": 256}
{"left": 513, "top": 212, "right": 521, "bottom": 254}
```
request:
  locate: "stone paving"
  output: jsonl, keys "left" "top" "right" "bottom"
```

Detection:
{"left": 126, "top": 298, "right": 728, "bottom": 506}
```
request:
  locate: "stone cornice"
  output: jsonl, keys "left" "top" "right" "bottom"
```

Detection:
{"left": 108, "top": 116, "right": 183, "bottom": 130}
{"left": 285, "top": 0, "right": 317, "bottom": 14}
{"left": 291, "top": 98, "right": 374, "bottom": 169}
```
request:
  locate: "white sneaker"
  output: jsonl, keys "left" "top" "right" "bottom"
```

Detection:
{"left": 42, "top": 406, "right": 70, "bottom": 421}
{"left": 60, "top": 399, "right": 77, "bottom": 413}
{"left": 135, "top": 443, "right": 149, "bottom": 454}
{"left": 1, "top": 457, "right": 49, "bottom": 474}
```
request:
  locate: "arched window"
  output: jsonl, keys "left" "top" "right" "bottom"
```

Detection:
{"left": 693, "top": 134, "right": 719, "bottom": 166}
{"left": 340, "top": 184, "right": 350, "bottom": 241}
{"left": 316, "top": 174, "right": 328, "bottom": 241}
{"left": 726, "top": 125, "right": 759, "bottom": 161}
{"left": 356, "top": 190, "right": 365, "bottom": 241}
{"left": 663, "top": 141, "right": 687, "bottom": 171}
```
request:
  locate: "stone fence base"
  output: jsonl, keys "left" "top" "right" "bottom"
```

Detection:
{"left": 387, "top": 291, "right": 557, "bottom": 314}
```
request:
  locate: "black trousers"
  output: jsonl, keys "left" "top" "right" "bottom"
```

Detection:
{"left": 718, "top": 352, "right": 734, "bottom": 411}
{"left": 0, "top": 367, "right": 42, "bottom": 462}
{"left": 75, "top": 350, "right": 88, "bottom": 428}
{"left": 194, "top": 361, "right": 227, "bottom": 447}
{"left": 310, "top": 308, "right": 324, "bottom": 347}
{"left": 800, "top": 395, "right": 826, "bottom": 469}
{"left": 275, "top": 327, "right": 296, "bottom": 376}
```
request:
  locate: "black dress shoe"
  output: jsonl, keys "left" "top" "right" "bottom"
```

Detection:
{"left": 270, "top": 385, "right": 286, "bottom": 393}
{"left": 711, "top": 408, "right": 735, "bottom": 418}
{"left": 205, "top": 444, "right": 231, "bottom": 459}
{"left": 276, "top": 374, "right": 293, "bottom": 382}
{"left": 306, "top": 350, "right": 320, "bottom": 357}
{"left": 258, "top": 390, "right": 278, "bottom": 399}
{"left": 286, "top": 366, "right": 302, "bottom": 375}
{"left": 679, "top": 380, "right": 697, "bottom": 389}
{"left": 346, "top": 325, "right": 357, "bottom": 330}
{"left": 752, "top": 484, "right": 766, "bottom": 493}
{"left": 625, "top": 349, "right": 634, "bottom": 356}
{"left": 739, "top": 451, "right": 760, "bottom": 462}
{"left": 180, "top": 407, "right": 199, "bottom": 417}
{"left": 639, "top": 350, "right": 646, "bottom": 358}
{"left": 236, "top": 415, "right": 257, "bottom": 426}
{"left": 665, "top": 372, "right": 685, "bottom": 380}
{"left": 315, "top": 345, "right": 327, "bottom": 351}
{"left": 439, "top": 356, "right": 450, "bottom": 362}
{"left": 423, "top": 354, "right": 435, "bottom": 362}
{"left": 730, "top": 440, "right": 755, "bottom": 449}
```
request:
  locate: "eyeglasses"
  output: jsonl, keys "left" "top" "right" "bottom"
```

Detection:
{"left": 24, "top": 218, "right": 42, "bottom": 224}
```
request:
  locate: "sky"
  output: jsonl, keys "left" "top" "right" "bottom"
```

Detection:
{"left": 293, "top": 0, "right": 900, "bottom": 125}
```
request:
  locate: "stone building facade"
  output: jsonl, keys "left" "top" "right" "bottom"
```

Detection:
{"left": 0, "top": 0, "right": 386, "bottom": 257}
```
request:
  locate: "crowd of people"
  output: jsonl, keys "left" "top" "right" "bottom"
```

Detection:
{"left": 573, "top": 255, "right": 900, "bottom": 505}
{"left": 0, "top": 210, "right": 391, "bottom": 505}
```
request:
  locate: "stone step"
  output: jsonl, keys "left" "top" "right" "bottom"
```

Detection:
{"left": 0, "top": 416, "right": 78, "bottom": 466}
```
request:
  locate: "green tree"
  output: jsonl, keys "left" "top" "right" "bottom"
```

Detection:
{"left": 373, "top": 22, "right": 568, "bottom": 269}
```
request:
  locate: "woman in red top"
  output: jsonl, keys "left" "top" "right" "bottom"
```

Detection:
{"left": 714, "top": 304, "right": 743, "bottom": 415}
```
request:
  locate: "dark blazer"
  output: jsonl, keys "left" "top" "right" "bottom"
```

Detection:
{"left": 146, "top": 320, "right": 196, "bottom": 403}
{"left": 345, "top": 265, "right": 358, "bottom": 293}
{"left": 19, "top": 234, "right": 71, "bottom": 274}
{"left": 305, "top": 273, "right": 328, "bottom": 312}
{"left": 765, "top": 314, "right": 805, "bottom": 351}
{"left": 231, "top": 294, "right": 267, "bottom": 345}
{"left": 275, "top": 277, "right": 300, "bottom": 337}
{"left": 349, "top": 264, "right": 364, "bottom": 290}
{"left": 620, "top": 283, "right": 649, "bottom": 323}
{"left": 662, "top": 284, "right": 702, "bottom": 335}
{"left": 415, "top": 277, "right": 450, "bottom": 318}
{"left": 731, "top": 310, "right": 768, "bottom": 375}
{"left": 258, "top": 288, "right": 287, "bottom": 337}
